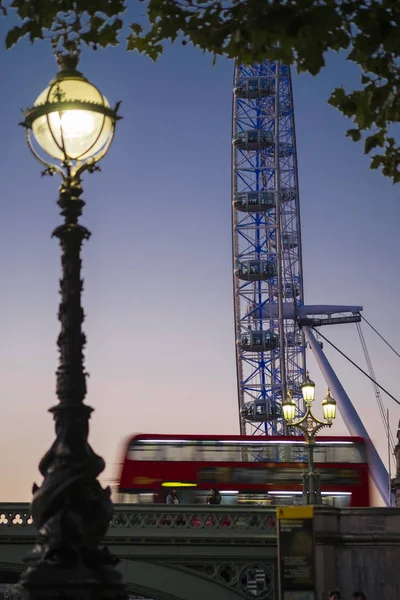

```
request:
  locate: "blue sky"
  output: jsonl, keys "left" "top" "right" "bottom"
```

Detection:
{"left": 0, "top": 33, "right": 399, "bottom": 502}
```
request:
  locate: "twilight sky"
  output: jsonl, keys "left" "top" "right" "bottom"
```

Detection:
{"left": 0, "top": 31, "right": 399, "bottom": 503}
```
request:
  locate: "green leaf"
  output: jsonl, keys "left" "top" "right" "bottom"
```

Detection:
{"left": 130, "top": 23, "right": 143, "bottom": 35}
{"left": 91, "top": 15, "right": 107, "bottom": 30}
{"left": 97, "top": 23, "right": 120, "bottom": 47}
{"left": 328, "top": 87, "right": 346, "bottom": 108}
{"left": 370, "top": 155, "right": 382, "bottom": 170}
{"left": 346, "top": 129, "right": 362, "bottom": 142}
{"left": 6, "top": 23, "right": 31, "bottom": 48}
{"left": 364, "top": 133, "right": 385, "bottom": 154}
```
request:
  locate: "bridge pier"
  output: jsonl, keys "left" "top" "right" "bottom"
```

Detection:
{"left": 119, "top": 559, "right": 250, "bottom": 600}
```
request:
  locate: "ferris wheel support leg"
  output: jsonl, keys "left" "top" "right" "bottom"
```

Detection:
{"left": 303, "top": 326, "right": 390, "bottom": 507}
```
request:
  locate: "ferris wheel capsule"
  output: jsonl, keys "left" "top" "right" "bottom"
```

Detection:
{"left": 234, "top": 76, "right": 274, "bottom": 98}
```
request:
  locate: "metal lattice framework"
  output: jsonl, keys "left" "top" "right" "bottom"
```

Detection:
{"left": 232, "top": 61, "right": 305, "bottom": 435}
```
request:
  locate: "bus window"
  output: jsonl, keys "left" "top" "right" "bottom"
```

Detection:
{"left": 181, "top": 443, "right": 196, "bottom": 461}
{"left": 127, "top": 443, "right": 144, "bottom": 460}
{"left": 199, "top": 441, "right": 217, "bottom": 461}
{"left": 164, "top": 443, "right": 196, "bottom": 461}
{"left": 164, "top": 444, "right": 179, "bottom": 461}
{"left": 244, "top": 444, "right": 285, "bottom": 463}
{"left": 313, "top": 444, "right": 364, "bottom": 464}
{"left": 199, "top": 443, "right": 245, "bottom": 462}
{"left": 127, "top": 442, "right": 162, "bottom": 461}
{"left": 217, "top": 445, "right": 243, "bottom": 462}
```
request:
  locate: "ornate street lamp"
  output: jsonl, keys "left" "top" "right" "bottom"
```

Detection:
{"left": 301, "top": 371, "right": 316, "bottom": 404}
{"left": 18, "top": 51, "right": 124, "bottom": 599}
{"left": 283, "top": 372, "right": 337, "bottom": 505}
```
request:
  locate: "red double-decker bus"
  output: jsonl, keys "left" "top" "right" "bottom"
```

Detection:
{"left": 118, "top": 433, "right": 370, "bottom": 507}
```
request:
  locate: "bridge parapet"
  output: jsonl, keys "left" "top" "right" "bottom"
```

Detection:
{"left": 0, "top": 503, "right": 277, "bottom": 541}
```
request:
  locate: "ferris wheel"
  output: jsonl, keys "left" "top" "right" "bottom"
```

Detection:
{"left": 232, "top": 60, "right": 306, "bottom": 435}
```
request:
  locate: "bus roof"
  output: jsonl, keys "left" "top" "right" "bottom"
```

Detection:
{"left": 126, "top": 433, "right": 366, "bottom": 444}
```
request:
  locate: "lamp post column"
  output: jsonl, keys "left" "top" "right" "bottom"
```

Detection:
{"left": 302, "top": 470, "right": 308, "bottom": 504}
{"left": 54, "top": 176, "right": 90, "bottom": 409}
{"left": 307, "top": 442, "right": 314, "bottom": 504}
{"left": 307, "top": 441, "right": 315, "bottom": 504}
{"left": 315, "top": 469, "right": 322, "bottom": 504}
{"left": 19, "top": 175, "right": 124, "bottom": 599}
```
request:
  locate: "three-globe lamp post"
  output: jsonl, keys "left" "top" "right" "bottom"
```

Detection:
{"left": 282, "top": 372, "right": 337, "bottom": 505}
{"left": 18, "top": 51, "right": 124, "bottom": 600}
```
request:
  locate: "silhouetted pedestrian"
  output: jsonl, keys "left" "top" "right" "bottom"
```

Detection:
{"left": 351, "top": 593, "right": 366, "bottom": 600}
{"left": 166, "top": 488, "right": 179, "bottom": 504}
{"left": 328, "top": 589, "right": 341, "bottom": 600}
{"left": 207, "top": 486, "right": 221, "bottom": 504}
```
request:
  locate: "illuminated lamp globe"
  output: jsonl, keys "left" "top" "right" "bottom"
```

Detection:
{"left": 22, "top": 54, "right": 118, "bottom": 166}
{"left": 282, "top": 391, "right": 296, "bottom": 422}
{"left": 301, "top": 371, "right": 316, "bottom": 404}
{"left": 322, "top": 388, "right": 337, "bottom": 422}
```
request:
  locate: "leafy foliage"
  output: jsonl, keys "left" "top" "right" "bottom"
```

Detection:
{"left": 1, "top": 0, "right": 400, "bottom": 182}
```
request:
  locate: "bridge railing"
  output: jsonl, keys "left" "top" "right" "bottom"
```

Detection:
{"left": 0, "top": 503, "right": 277, "bottom": 540}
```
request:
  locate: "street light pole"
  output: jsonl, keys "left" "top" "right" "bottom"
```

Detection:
{"left": 307, "top": 442, "right": 315, "bottom": 502}
{"left": 282, "top": 372, "right": 337, "bottom": 505}
{"left": 18, "top": 51, "right": 124, "bottom": 600}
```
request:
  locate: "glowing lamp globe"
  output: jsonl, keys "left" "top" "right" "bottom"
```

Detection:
{"left": 22, "top": 54, "right": 119, "bottom": 167}
{"left": 282, "top": 392, "right": 296, "bottom": 422}
{"left": 322, "top": 388, "right": 337, "bottom": 422}
{"left": 301, "top": 371, "right": 316, "bottom": 404}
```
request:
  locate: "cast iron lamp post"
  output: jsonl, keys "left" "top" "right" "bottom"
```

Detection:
{"left": 282, "top": 372, "right": 337, "bottom": 505}
{"left": 18, "top": 50, "right": 124, "bottom": 600}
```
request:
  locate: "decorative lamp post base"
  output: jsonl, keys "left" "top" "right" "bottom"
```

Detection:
{"left": 18, "top": 562, "right": 125, "bottom": 600}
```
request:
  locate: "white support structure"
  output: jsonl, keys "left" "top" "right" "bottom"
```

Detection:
{"left": 303, "top": 325, "right": 390, "bottom": 506}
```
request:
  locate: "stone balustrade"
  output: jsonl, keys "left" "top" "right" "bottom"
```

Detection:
{"left": 0, "top": 503, "right": 277, "bottom": 541}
